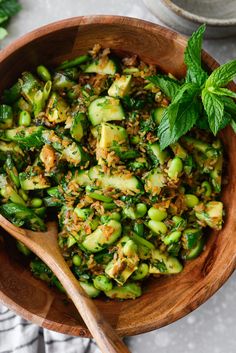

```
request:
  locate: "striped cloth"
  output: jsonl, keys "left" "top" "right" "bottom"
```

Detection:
{"left": 0, "top": 303, "right": 101, "bottom": 353}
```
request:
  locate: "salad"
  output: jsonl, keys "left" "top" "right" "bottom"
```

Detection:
{"left": 1, "top": 25, "right": 234, "bottom": 300}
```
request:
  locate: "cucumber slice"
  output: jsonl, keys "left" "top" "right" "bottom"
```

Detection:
{"left": 152, "top": 107, "right": 166, "bottom": 125}
{"left": 88, "top": 96, "right": 125, "bottom": 126}
{"left": 148, "top": 143, "right": 169, "bottom": 165}
{"left": 108, "top": 75, "right": 132, "bottom": 98}
{"left": 0, "top": 105, "right": 13, "bottom": 129}
{"left": 105, "top": 236, "right": 139, "bottom": 285}
{"left": 19, "top": 172, "right": 51, "bottom": 190}
{"left": 82, "top": 220, "right": 122, "bottom": 253}
{"left": 46, "top": 92, "right": 69, "bottom": 124}
{"left": 89, "top": 166, "right": 143, "bottom": 194}
{"left": 0, "top": 203, "right": 46, "bottom": 231}
{"left": 61, "top": 142, "right": 88, "bottom": 166}
{"left": 70, "top": 113, "right": 87, "bottom": 142}
{"left": 99, "top": 123, "right": 127, "bottom": 148}
{"left": 2, "top": 126, "right": 44, "bottom": 148}
{"left": 182, "top": 228, "right": 202, "bottom": 250}
{"left": 73, "top": 170, "right": 91, "bottom": 187}
{"left": 105, "top": 282, "right": 142, "bottom": 299}
{"left": 84, "top": 58, "right": 118, "bottom": 75}
{"left": 149, "top": 249, "right": 183, "bottom": 274}
{"left": 184, "top": 237, "right": 205, "bottom": 260}
{"left": 144, "top": 168, "right": 166, "bottom": 195}
{"left": 195, "top": 201, "right": 223, "bottom": 230}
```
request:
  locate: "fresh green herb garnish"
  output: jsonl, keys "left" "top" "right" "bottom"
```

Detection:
{"left": 148, "top": 25, "right": 236, "bottom": 149}
{"left": 0, "top": 0, "right": 21, "bottom": 40}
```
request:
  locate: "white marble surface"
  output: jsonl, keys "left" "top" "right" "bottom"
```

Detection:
{"left": 2, "top": 1, "right": 236, "bottom": 352}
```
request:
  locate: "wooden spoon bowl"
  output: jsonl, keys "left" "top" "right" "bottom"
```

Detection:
{"left": 0, "top": 16, "right": 235, "bottom": 337}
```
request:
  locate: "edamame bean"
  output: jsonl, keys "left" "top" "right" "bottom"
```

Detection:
{"left": 18, "top": 110, "right": 31, "bottom": 126}
{"left": 72, "top": 254, "right": 82, "bottom": 266}
{"left": 93, "top": 275, "right": 113, "bottom": 292}
{"left": 110, "top": 212, "right": 121, "bottom": 221}
{"left": 79, "top": 281, "right": 100, "bottom": 298}
{"left": 172, "top": 216, "right": 183, "bottom": 224}
{"left": 31, "top": 198, "right": 43, "bottom": 208}
{"left": 132, "top": 263, "right": 149, "bottom": 280}
{"left": 148, "top": 207, "right": 167, "bottom": 221}
{"left": 124, "top": 203, "right": 147, "bottom": 220}
{"left": 123, "top": 240, "right": 138, "bottom": 257}
{"left": 136, "top": 203, "right": 147, "bottom": 217}
{"left": 201, "top": 181, "right": 212, "bottom": 197}
{"left": 36, "top": 65, "right": 51, "bottom": 81}
{"left": 167, "top": 157, "right": 183, "bottom": 180}
{"left": 163, "top": 231, "right": 182, "bottom": 245}
{"left": 185, "top": 194, "right": 199, "bottom": 208}
{"left": 148, "top": 220, "right": 168, "bottom": 235}
{"left": 134, "top": 223, "right": 144, "bottom": 236}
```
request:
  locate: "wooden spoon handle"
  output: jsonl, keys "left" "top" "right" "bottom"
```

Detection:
{"left": 49, "top": 258, "right": 130, "bottom": 353}
{"left": 0, "top": 216, "right": 130, "bottom": 352}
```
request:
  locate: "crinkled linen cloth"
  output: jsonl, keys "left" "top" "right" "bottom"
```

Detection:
{"left": 0, "top": 303, "right": 102, "bottom": 353}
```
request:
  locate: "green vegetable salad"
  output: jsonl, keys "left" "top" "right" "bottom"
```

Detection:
{"left": 1, "top": 25, "right": 233, "bottom": 300}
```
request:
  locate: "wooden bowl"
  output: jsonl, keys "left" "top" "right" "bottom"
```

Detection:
{"left": 0, "top": 16, "right": 235, "bottom": 337}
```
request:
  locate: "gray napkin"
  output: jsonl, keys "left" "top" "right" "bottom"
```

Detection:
{"left": 0, "top": 303, "right": 101, "bottom": 353}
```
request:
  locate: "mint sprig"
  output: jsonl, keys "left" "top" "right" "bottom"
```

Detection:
{"left": 0, "top": 0, "right": 21, "bottom": 40}
{"left": 148, "top": 25, "right": 236, "bottom": 148}
{"left": 184, "top": 24, "right": 208, "bottom": 86}
{"left": 147, "top": 75, "right": 180, "bottom": 100}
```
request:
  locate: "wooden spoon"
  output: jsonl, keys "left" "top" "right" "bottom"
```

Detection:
{"left": 0, "top": 215, "right": 130, "bottom": 353}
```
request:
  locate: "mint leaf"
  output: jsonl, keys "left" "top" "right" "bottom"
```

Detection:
{"left": 218, "top": 112, "right": 232, "bottom": 131}
{"left": 201, "top": 88, "right": 224, "bottom": 135}
{"left": 184, "top": 24, "right": 208, "bottom": 86}
{"left": 0, "top": 0, "right": 21, "bottom": 39}
{"left": 231, "top": 119, "right": 236, "bottom": 133}
{"left": 0, "top": 0, "right": 21, "bottom": 18}
{"left": 221, "top": 96, "right": 236, "bottom": 115}
{"left": 195, "top": 115, "right": 209, "bottom": 130}
{"left": 0, "top": 27, "right": 7, "bottom": 40}
{"left": 147, "top": 75, "right": 180, "bottom": 100}
{"left": 207, "top": 86, "right": 236, "bottom": 99}
{"left": 206, "top": 60, "right": 236, "bottom": 88}
{"left": 167, "top": 83, "right": 200, "bottom": 129}
{"left": 158, "top": 100, "right": 199, "bottom": 149}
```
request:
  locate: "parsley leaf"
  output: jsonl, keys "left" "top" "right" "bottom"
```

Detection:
{"left": 147, "top": 75, "right": 180, "bottom": 100}
{"left": 201, "top": 88, "right": 224, "bottom": 135}
{"left": 184, "top": 24, "right": 208, "bottom": 86}
{"left": 206, "top": 60, "right": 236, "bottom": 88}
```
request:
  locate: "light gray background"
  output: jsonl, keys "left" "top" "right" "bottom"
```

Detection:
{"left": 3, "top": 1, "right": 236, "bottom": 353}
